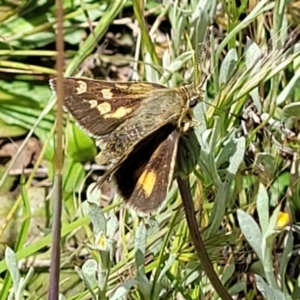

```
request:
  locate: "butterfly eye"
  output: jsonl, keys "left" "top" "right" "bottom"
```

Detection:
{"left": 189, "top": 97, "right": 198, "bottom": 108}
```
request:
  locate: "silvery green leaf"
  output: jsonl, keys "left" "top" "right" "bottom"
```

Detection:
{"left": 110, "top": 279, "right": 138, "bottom": 300}
{"left": 228, "top": 137, "right": 245, "bottom": 174}
{"left": 227, "top": 282, "right": 246, "bottom": 296}
{"left": 219, "top": 48, "right": 238, "bottom": 85}
{"left": 277, "top": 71, "right": 300, "bottom": 105}
{"left": 249, "top": 87, "right": 262, "bottom": 112}
{"left": 81, "top": 200, "right": 90, "bottom": 216}
{"left": 98, "top": 268, "right": 109, "bottom": 291}
{"left": 207, "top": 137, "right": 245, "bottom": 236}
{"left": 255, "top": 275, "right": 286, "bottom": 300}
{"left": 192, "top": 0, "right": 216, "bottom": 24}
{"left": 135, "top": 223, "right": 147, "bottom": 269}
{"left": 279, "top": 232, "right": 293, "bottom": 289}
{"left": 15, "top": 277, "right": 25, "bottom": 300}
{"left": 136, "top": 265, "right": 152, "bottom": 300}
{"left": 191, "top": 1, "right": 211, "bottom": 46}
{"left": 145, "top": 218, "right": 162, "bottom": 255}
{"left": 88, "top": 202, "right": 106, "bottom": 236}
{"left": 215, "top": 129, "right": 238, "bottom": 167}
{"left": 145, "top": 217, "right": 159, "bottom": 238}
{"left": 157, "top": 253, "right": 177, "bottom": 282}
{"left": 281, "top": 102, "right": 300, "bottom": 130}
{"left": 185, "top": 268, "right": 201, "bottom": 286}
{"left": 193, "top": 102, "right": 207, "bottom": 139}
{"left": 198, "top": 118, "right": 222, "bottom": 188}
{"left": 145, "top": 52, "right": 159, "bottom": 83}
{"left": 255, "top": 153, "right": 277, "bottom": 179}
{"left": 134, "top": 224, "right": 151, "bottom": 299}
{"left": 245, "top": 39, "right": 261, "bottom": 70}
{"left": 18, "top": 267, "right": 34, "bottom": 294}
{"left": 75, "top": 262, "right": 97, "bottom": 298}
{"left": 5, "top": 247, "right": 20, "bottom": 291}
{"left": 86, "top": 182, "right": 101, "bottom": 204}
{"left": 257, "top": 183, "right": 269, "bottom": 235}
{"left": 264, "top": 205, "right": 281, "bottom": 239}
{"left": 221, "top": 264, "right": 235, "bottom": 284}
{"left": 106, "top": 212, "right": 119, "bottom": 239}
{"left": 237, "top": 209, "right": 263, "bottom": 260}
{"left": 81, "top": 259, "right": 97, "bottom": 287}
{"left": 206, "top": 181, "right": 228, "bottom": 236}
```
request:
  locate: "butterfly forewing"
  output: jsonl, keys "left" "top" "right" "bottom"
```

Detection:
{"left": 50, "top": 77, "right": 166, "bottom": 137}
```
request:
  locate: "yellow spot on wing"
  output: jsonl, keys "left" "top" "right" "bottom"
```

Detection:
{"left": 137, "top": 170, "right": 157, "bottom": 197}
{"left": 76, "top": 80, "right": 87, "bottom": 94}
{"left": 97, "top": 102, "right": 111, "bottom": 114}
{"left": 103, "top": 107, "right": 133, "bottom": 119}
{"left": 88, "top": 100, "right": 98, "bottom": 108}
{"left": 101, "top": 88, "right": 113, "bottom": 99}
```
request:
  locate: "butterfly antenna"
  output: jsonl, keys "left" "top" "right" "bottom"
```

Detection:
{"left": 194, "top": 42, "right": 202, "bottom": 87}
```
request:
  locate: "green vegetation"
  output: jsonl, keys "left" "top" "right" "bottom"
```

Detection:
{"left": 0, "top": 0, "right": 300, "bottom": 299}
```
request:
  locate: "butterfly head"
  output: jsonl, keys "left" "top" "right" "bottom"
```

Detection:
{"left": 183, "top": 82, "right": 204, "bottom": 109}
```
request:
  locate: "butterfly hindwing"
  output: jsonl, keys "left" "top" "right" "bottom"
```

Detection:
{"left": 112, "top": 127, "right": 180, "bottom": 213}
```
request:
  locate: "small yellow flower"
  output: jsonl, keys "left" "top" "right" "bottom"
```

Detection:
{"left": 276, "top": 212, "right": 290, "bottom": 230}
{"left": 97, "top": 232, "right": 107, "bottom": 250}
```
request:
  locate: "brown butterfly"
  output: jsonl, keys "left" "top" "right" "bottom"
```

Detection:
{"left": 50, "top": 77, "right": 202, "bottom": 213}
